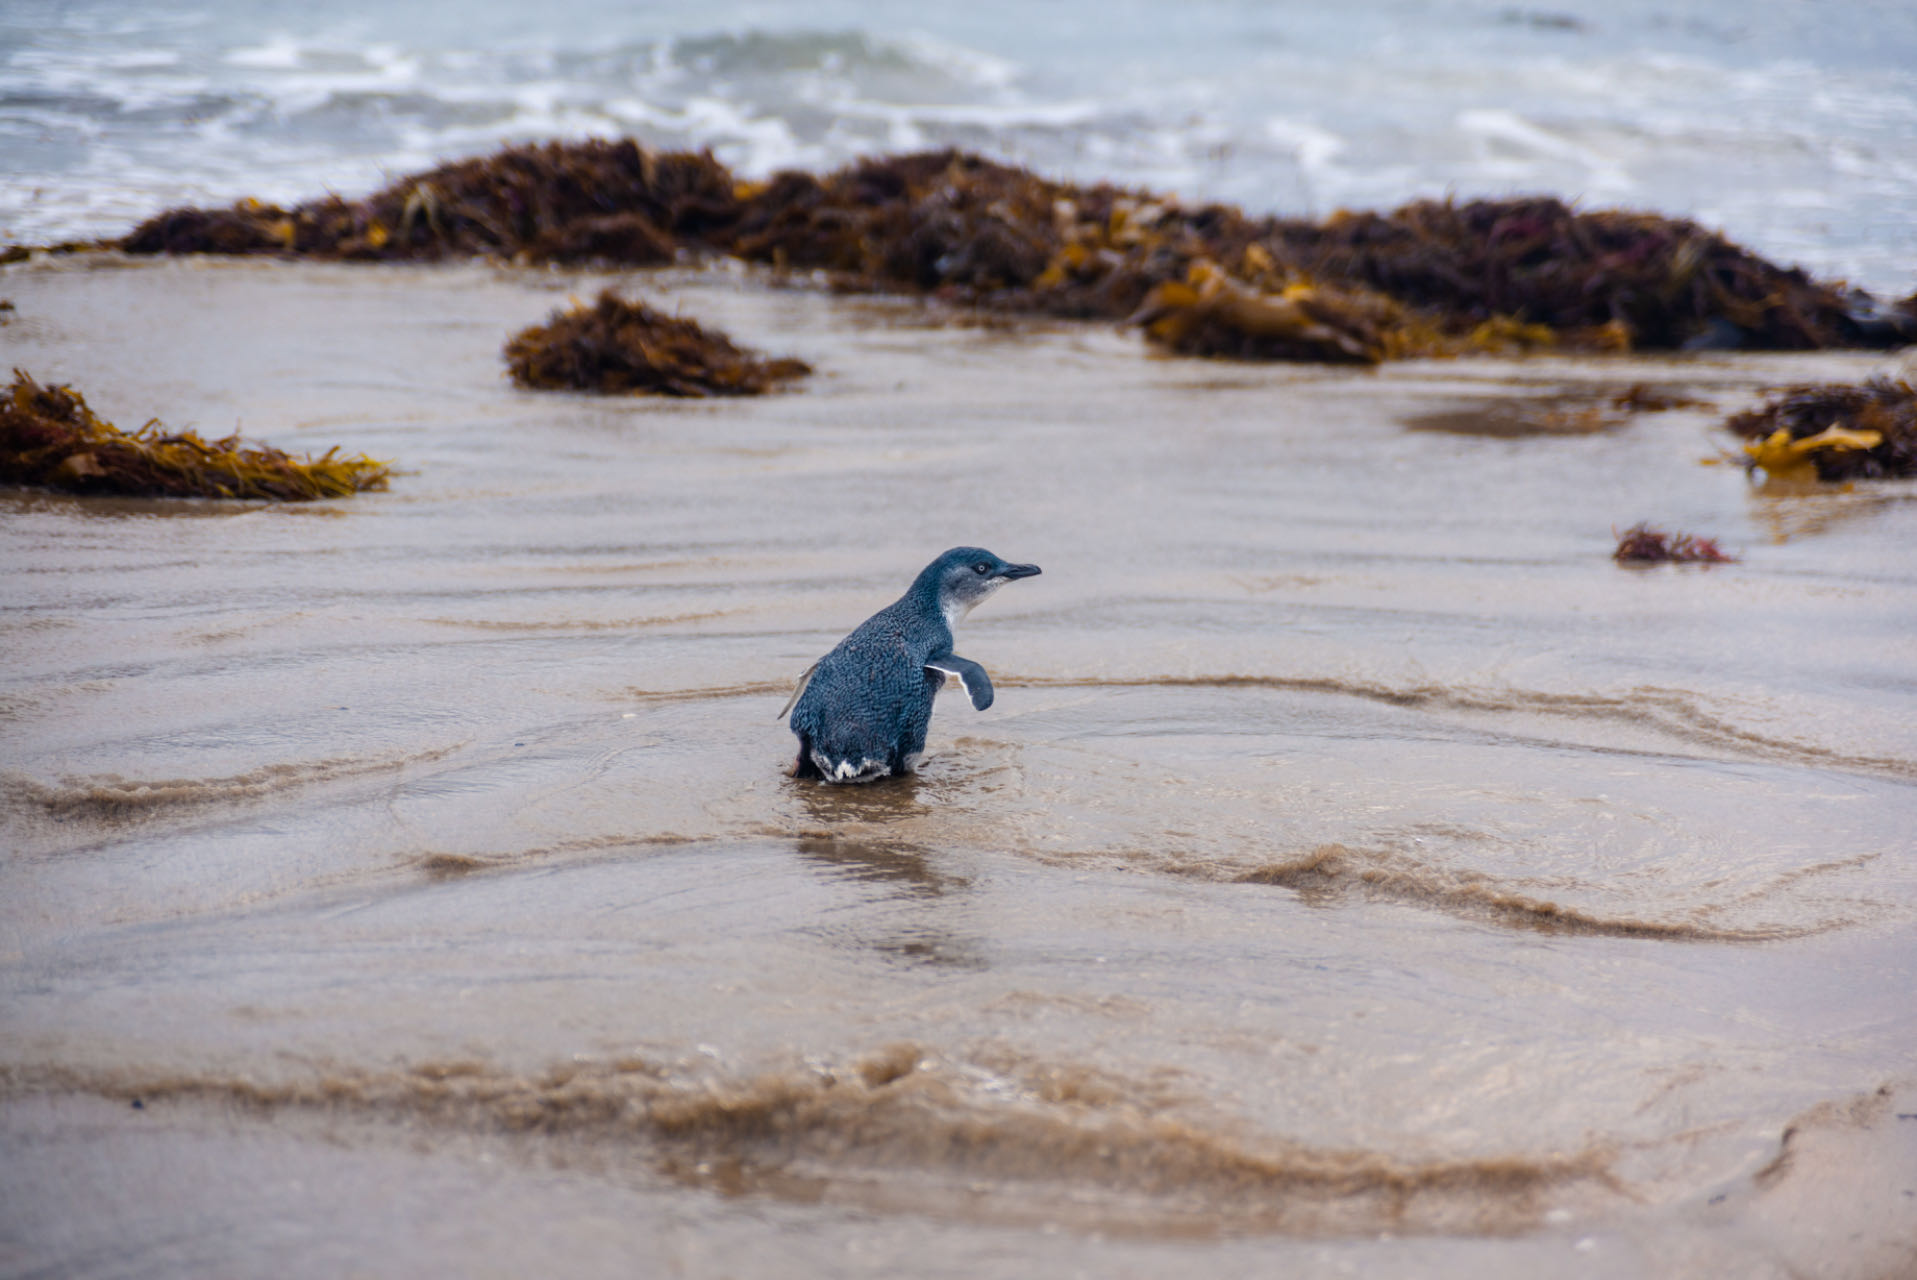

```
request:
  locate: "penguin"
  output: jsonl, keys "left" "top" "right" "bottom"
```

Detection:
{"left": 783, "top": 547, "right": 1041, "bottom": 782}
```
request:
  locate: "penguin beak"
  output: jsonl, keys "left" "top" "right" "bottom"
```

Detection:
{"left": 1000, "top": 563, "right": 1042, "bottom": 580}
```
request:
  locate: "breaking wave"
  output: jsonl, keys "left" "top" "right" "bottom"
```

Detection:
{"left": 627, "top": 672, "right": 1917, "bottom": 781}
{"left": 1011, "top": 675, "right": 1917, "bottom": 782}
{"left": 3, "top": 745, "right": 456, "bottom": 823}
{"left": 0, "top": 1048, "right": 1623, "bottom": 1235}
{"left": 1229, "top": 844, "right": 1853, "bottom": 941}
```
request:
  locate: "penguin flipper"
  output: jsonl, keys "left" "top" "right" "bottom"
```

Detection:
{"left": 925, "top": 655, "right": 994, "bottom": 711}
{"left": 778, "top": 661, "right": 820, "bottom": 721}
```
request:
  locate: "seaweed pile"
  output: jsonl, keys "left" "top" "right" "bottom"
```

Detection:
{"left": 1613, "top": 524, "right": 1735, "bottom": 565}
{"left": 504, "top": 291, "right": 811, "bottom": 395}
{"left": 0, "top": 370, "right": 390, "bottom": 500}
{"left": 1726, "top": 379, "right": 1917, "bottom": 482}
{"left": 121, "top": 141, "right": 739, "bottom": 266}
{"left": 118, "top": 142, "right": 1917, "bottom": 362}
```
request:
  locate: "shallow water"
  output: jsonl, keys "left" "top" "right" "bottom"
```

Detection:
{"left": 2, "top": 257, "right": 1915, "bottom": 1275}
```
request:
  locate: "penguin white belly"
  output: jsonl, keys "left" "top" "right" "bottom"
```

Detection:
{"left": 820, "top": 752, "right": 895, "bottom": 783}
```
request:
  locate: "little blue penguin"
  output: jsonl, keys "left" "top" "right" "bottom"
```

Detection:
{"left": 783, "top": 547, "right": 1041, "bottom": 782}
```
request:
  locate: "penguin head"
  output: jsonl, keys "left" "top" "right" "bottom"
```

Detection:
{"left": 921, "top": 546, "right": 1042, "bottom": 628}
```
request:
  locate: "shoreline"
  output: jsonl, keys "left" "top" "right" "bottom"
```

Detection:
{"left": 35, "top": 139, "right": 1908, "bottom": 360}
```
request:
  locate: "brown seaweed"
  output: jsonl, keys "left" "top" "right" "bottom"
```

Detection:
{"left": 0, "top": 370, "right": 390, "bottom": 500}
{"left": 122, "top": 142, "right": 740, "bottom": 264}
{"left": 1725, "top": 379, "right": 1916, "bottom": 481}
{"left": 1609, "top": 383, "right": 1711, "bottom": 413}
{"left": 1128, "top": 263, "right": 1389, "bottom": 363}
{"left": 1613, "top": 524, "right": 1735, "bottom": 565}
{"left": 503, "top": 291, "right": 811, "bottom": 396}
{"left": 1259, "top": 197, "right": 1884, "bottom": 351}
{"left": 118, "top": 141, "right": 1917, "bottom": 360}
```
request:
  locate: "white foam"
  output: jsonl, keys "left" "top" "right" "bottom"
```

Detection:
{"left": 896, "top": 100, "right": 1102, "bottom": 129}
{"left": 225, "top": 36, "right": 306, "bottom": 70}
{"left": 1264, "top": 119, "right": 1346, "bottom": 172}
{"left": 98, "top": 50, "right": 182, "bottom": 70}
{"left": 890, "top": 34, "right": 1020, "bottom": 91}
{"left": 1456, "top": 107, "right": 1635, "bottom": 193}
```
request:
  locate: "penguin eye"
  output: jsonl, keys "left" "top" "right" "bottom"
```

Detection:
{"left": 972, "top": 562, "right": 991, "bottom": 575}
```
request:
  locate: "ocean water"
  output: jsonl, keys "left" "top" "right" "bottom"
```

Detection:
{"left": 3, "top": 0, "right": 1916, "bottom": 293}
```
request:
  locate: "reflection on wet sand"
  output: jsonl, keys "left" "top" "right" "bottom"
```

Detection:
{"left": 792, "top": 785, "right": 981, "bottom": 966}
{"left": 1403, "top": 394, "right": 1635, "bottom": 438}
{"left": 1747, "top": 481, "right": 1908, "bottom": 543}
{"left": 794, "top": 833, "right": 959, "bottom": 898}
{"left": 791, "top": 770, "right": 937, "bottom": 829}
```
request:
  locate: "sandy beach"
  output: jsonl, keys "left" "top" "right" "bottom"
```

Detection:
{"left": 1, "top": 253, "right": 1913, "bottom": 1275}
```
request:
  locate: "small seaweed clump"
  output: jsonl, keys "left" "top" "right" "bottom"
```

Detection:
{"left": 1128, "top": 264, "right": 1390, "bottom": 364}
{"left": 0, "top": 370, "right": 390, "bottom": 500}
{"left": 1609, "top": 383, "right": 1710, "bottom": 413}
{"left": 1725, "top": 379, "right": 1917, "bottom": 482}
{"left": 504, "top": 291, "right": 811, "bottom": 396}
{"left": 1613, "top": 524, "right": 1735, "bottom": 565}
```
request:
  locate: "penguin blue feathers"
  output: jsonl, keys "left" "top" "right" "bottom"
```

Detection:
{"left": 784, "top": 547, "right": 1041, "bottom": 783}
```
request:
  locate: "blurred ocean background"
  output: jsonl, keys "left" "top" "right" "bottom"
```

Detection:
{"left": 3, "top": 0, "right": 1915, "bottom": 294}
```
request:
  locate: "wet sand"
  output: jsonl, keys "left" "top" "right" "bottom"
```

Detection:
{"left": 2, "top": 256, "right": 1914, "bottom": 1276}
